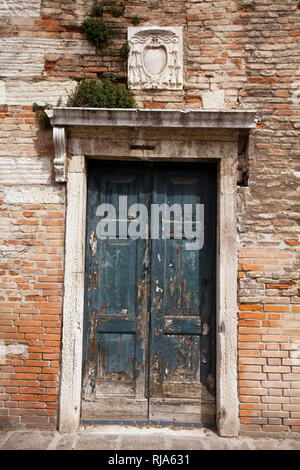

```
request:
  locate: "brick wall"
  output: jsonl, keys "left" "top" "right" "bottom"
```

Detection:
{"left": 235, "top": 0, "right": 300, "bottom": 438}
{"left": 0, "top": 1, "right": 299, "bottom": 435}
{"left": 0, "top": 104, "right": 64, "bottom": 427}
{"left": 238, "top": 246, "right": 300, "bottom": 437}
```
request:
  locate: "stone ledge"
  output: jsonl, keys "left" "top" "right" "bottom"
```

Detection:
{"left": 47, "top": 108, "right": 258, "bottom": 130}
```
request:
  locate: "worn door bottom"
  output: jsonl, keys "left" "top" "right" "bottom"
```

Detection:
{"left": 80, "top": 419, "right": 215, "bottom": 429}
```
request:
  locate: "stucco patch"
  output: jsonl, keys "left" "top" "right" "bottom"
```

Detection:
{"left": 0, "top": 341, "right": 28, "bottom": 364}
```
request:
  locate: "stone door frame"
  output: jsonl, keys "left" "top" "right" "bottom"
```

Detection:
{"left": 47, "top": 108, "right": 257, "bottom": 437}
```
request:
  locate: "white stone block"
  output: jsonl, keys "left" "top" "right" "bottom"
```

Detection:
{"left": 0, "top": 0, "right": 41, "bottom": 17}
{"left": 3, "top": 185, "right": 65, "bottom": 204}
{"left": 0, "top": 80, "right": 6, "bottom": 105}
{"left": 202, "top": 89, "right": 225, "bottom": 110}
{"left": 0, "top": 157, "right": 52, "bottom": 184}
{"left": 0, "top": 38, "right": 95, "bottom": 78}
{"left": 3, "top": 79, "right": 77, "bottom": 106}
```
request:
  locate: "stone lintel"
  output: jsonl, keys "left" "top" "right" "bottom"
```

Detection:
{"left": 48, "top": 108, "right": 258, "bottom": 130}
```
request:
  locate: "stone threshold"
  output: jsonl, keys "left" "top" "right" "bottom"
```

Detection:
{"left": 1, "top": 425, "right": 300, "bottom": 450}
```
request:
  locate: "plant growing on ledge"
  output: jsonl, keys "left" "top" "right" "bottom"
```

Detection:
{"left": 81, "top": 17, "right": 111, "bottom": 49}
{"left": 66, "top": 78, "right": 137, "bottom": 108}
{"left": 32, "top": 103, "right": 52, "bottom": 130}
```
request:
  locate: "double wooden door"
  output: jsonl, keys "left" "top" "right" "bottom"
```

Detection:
{"left": 81, "top": 160, "right": 216, "bottom": 425}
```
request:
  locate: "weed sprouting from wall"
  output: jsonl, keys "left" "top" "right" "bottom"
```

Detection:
{"left": 120, "top": 41, "right": 130, "bottom": 60}
{"left": 131, "top": 16, "right": 140, "bottom": 26}
{"left": 91, "top": 1, "right": 103, "bottom": 17}
{"left": 110, "top": 3, "right": 125, "bottom": 18}
{"left": 32, "top": 103, "right": 52, "bottom": 130}
{"left": 81, "top": 17, "right": 111, "bottom": 49}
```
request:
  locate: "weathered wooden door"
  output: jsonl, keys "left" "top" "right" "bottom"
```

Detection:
{"left": 81, "top": 161, "right": 216, "bottom": 425}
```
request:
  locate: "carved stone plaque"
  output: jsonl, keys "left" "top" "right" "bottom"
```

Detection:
{"left": 128, "top": 27, "right": 183, "bottom": 90}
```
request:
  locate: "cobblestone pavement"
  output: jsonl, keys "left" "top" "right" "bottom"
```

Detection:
{"left": 0, "top": 425, "right": 300, "bottom": 450}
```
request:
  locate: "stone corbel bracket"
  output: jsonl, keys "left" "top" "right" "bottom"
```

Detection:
{"left": 45, "top": 109, "right": 67, "bottom": 182}
{"left": 53, "top": 127, "right": 67, "bottom": 182}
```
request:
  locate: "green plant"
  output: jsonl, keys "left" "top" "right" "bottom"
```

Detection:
{"left": 81, "top": 17, "right": 111, "bottom": 49}
{"left": 32, "top": 102, "right": 39, "bottom": 113}
{"left": 131, "top": 16, "right": 140, "bottom": 26}
{"left": 91, "top": 1, "right": 103, "bottom": 17}
{"left": 120, "top": 41, "right": 130, "bottom": 60}
{"left": 110, "top": 3, "right": 125, "bottom": 18}
{"left": 32, "top": 103, "right": 52, "bottom": 130}
{"left": 66, "top": 78, "right": 137, "bottom": 108}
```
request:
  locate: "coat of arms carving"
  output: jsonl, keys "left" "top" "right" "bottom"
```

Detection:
{"left": 128, "top": 27, "right": 183, "bottom": 90}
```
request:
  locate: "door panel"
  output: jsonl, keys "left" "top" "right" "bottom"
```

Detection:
{"left": 81, "top": 162, "right": 150, "bottom": 421}
{"left": 149, "top": 166, "right": 216, "bottom": 424}
{"left": 81, "top": 161, "right": 216, "bottom": 425}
